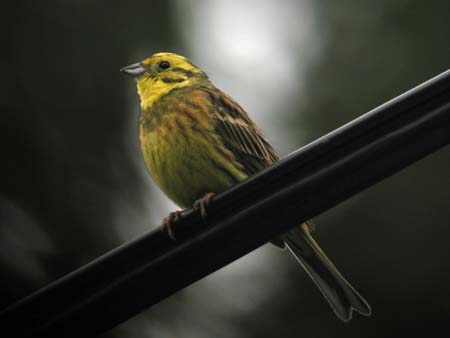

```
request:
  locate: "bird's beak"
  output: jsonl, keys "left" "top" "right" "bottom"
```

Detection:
{"left": 120, "top": 62, "right": 147, "bottom": 77}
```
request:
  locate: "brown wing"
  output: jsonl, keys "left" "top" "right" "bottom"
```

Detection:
{"left": 201, "top": 86, "right": 280, "bottom": 176}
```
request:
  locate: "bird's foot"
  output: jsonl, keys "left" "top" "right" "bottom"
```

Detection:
{"left": 193, "top": 192, "right": 215, "bottom": 223}
{"left": 162, "top": 210, "right": 182, "bottom": 240}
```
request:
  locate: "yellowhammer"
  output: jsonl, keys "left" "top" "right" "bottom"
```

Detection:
{"left": 121, "top": 52, "right": 371, "bottom": 321}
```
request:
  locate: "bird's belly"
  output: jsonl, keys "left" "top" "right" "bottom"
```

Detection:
{"left": 140, "top": 118, "right": 247, "bottom": 208}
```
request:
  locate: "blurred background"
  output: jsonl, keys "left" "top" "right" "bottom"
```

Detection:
{"left": 1, "top": 0, "right": 450, "bottom": 337}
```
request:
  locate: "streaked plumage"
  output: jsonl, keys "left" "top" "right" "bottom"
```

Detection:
{"left": 121, "top": 52, "right": 371, "bottom": 321}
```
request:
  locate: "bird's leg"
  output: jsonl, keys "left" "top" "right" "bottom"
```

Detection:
{"left": 162, "top": 210, "right": 182, "bottom": 240}
{"left": 193, "top": 192, "right": 215, "bottom": 223}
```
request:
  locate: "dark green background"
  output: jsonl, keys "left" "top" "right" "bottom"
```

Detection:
{"left": 1, "top": 1, "right": 449, "bottom": 337}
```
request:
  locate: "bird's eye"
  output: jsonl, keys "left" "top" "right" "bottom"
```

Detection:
{"left": 159, "top": 61, "right": 170, "bottom": 69}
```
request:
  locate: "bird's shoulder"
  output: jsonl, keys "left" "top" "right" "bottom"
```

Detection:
{"left": 180, "top": 84, "right": 280, "bottom": 175}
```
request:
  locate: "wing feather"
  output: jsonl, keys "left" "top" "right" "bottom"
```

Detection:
{"left": 201, "top": 86, "right": 280, "bottom": 176}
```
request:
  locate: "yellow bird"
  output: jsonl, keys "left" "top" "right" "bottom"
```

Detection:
{"left": 121, "top": 52, "right": 371, "bottom": 321}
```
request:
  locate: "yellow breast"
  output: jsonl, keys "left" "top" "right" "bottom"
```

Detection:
{"left": 139, "top": 112, "right": 247, "bottom": 208}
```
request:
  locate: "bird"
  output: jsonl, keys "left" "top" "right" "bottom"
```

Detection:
{"left": 121, "top": 52, "right": 371, "bottom": 321}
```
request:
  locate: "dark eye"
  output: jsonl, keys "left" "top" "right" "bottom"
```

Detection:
{"left": 159, "top": 61, "right": 170, "bottom": 69}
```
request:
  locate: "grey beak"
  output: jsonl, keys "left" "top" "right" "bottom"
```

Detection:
{"left": 120, "top": 62, "right": 147, "bottom": 77}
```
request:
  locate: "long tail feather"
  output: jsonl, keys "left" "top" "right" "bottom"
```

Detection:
{"left": 283, "top": 222, "right": 371, "bottom": 322}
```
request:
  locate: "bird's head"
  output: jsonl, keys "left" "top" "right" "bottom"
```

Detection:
{"left": 121, "top": 52, "right": 208, "bottom": 109}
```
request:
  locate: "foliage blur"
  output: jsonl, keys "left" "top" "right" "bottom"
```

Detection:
{"left": 1, "top": 1, "right": 449, "bottom": 337}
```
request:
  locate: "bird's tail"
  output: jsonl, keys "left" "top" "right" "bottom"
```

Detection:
{"left": 282, "top": 222, "right": 371, "bottom": 322}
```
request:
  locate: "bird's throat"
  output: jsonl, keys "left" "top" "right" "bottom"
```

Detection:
{"left": 137, "top": 77, "right": 192, "bottom": 111}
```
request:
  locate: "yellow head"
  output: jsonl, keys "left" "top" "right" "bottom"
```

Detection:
{"left": 121, "top": 52, "right": 208, "bottom": 110}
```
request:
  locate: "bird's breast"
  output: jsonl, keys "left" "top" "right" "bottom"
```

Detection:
{"left": 139, "top": 112, "right": 247, "bottom": 208}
